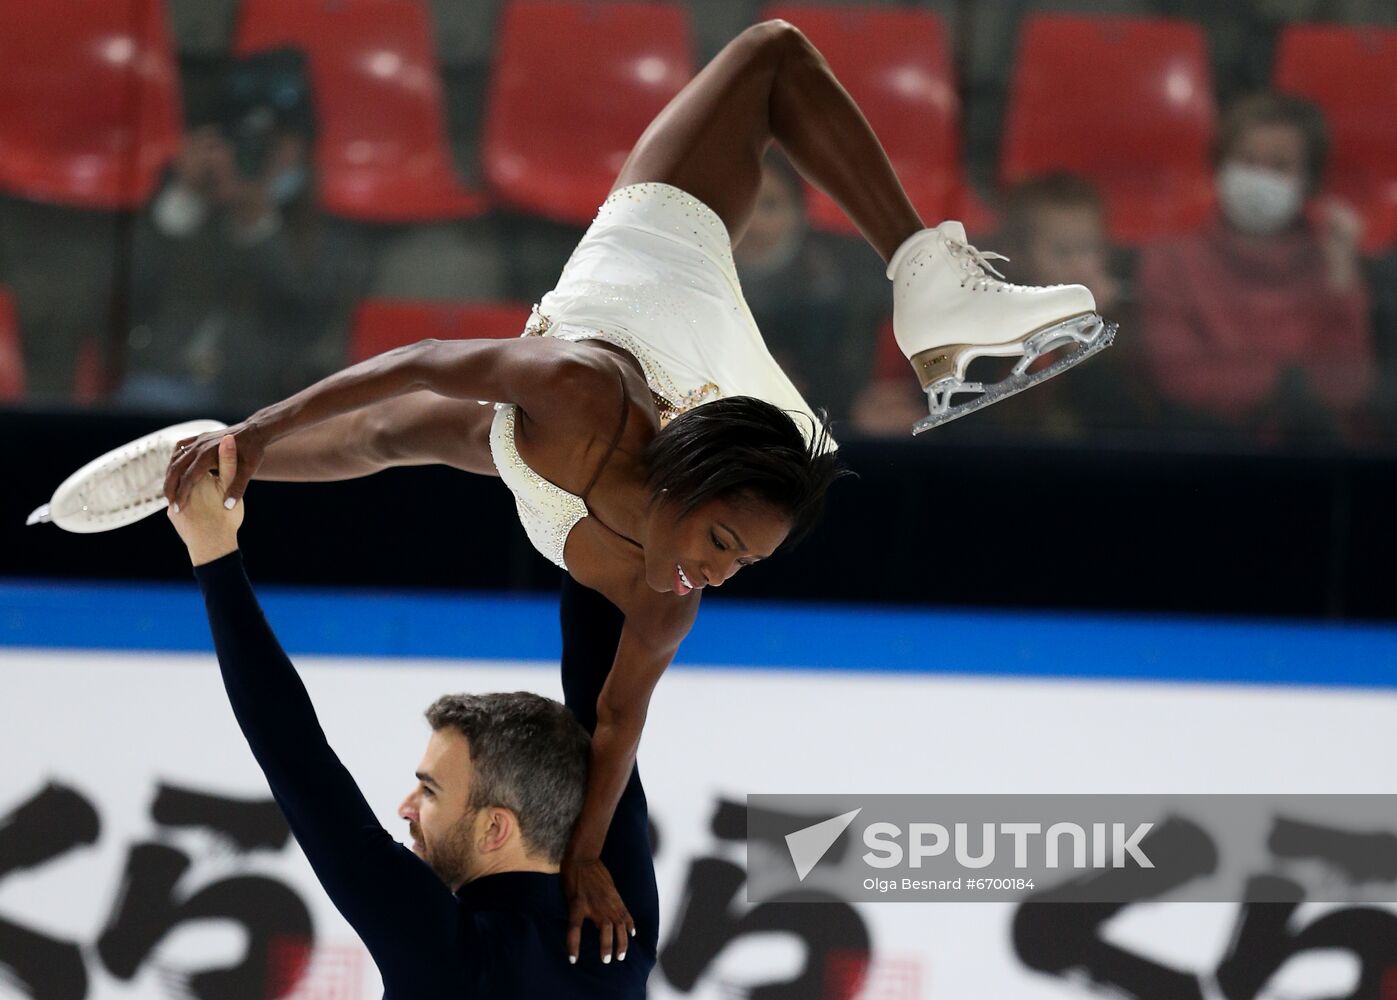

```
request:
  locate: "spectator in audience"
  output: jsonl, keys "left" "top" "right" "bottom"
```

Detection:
{"left": 1139, "top": 92, "right": 1374, "bottom": 446}
{"left": 733, "top": 154, "right": 860, "bottom": 420}
{"left": 851, "top": 173, "right": 1145, "bottom": 440}
{"left": 119, "top": 50, "right": 370, "bottom": 412}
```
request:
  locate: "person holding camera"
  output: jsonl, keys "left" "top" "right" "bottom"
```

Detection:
{"left": 119, "top": 49, "right": 369, "bottom": 412}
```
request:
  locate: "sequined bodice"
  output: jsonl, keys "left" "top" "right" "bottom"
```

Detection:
{"left": 490, "top": 181, "right": 833, "bottom": 571}
{"left": 488, "top": 402, "right": 588, "bottom": 571}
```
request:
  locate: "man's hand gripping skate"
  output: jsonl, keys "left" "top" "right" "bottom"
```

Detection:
{"left": 168, "top": 435, "right": 244, "bottom": 566}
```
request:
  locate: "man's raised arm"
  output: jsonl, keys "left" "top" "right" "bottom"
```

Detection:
{"left": 169, "top": 438, "right": 462, "bottom": 981}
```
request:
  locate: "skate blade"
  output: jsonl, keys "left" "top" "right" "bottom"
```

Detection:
{"left": 911, "top": 318, "right": 1117, "bottom": 436}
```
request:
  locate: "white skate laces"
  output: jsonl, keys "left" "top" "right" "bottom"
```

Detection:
{"left": 947, "top": 237, "right": 1012, "bottom": 291}
{"left": 886, "top": 221, "right": 1116, "bottom": 435}
{"left": 27, "top": 419, "right": 227, "bottom": 533}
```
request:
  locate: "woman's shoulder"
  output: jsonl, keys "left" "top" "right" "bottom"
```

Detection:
{"left": 506, "top": 344, "right": 635, "bottom": 447}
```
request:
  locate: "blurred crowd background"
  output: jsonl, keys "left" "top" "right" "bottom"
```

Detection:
{"left": 1, "top": 0, "right": 1395, "bottom": 454}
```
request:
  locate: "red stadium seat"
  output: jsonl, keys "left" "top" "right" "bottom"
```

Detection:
{"left": 0, "top": 287, "right": 24, "bottom": 401}
{"left": 0, "top": 0, "right": 182, "bottom": 209}
{"left": 1000, "top": 15, "right": 1217, "bottom": 245}
{"left": 349, "top": 300, "right": 532, "bottom": 362}
{"left": 483, "top": 1, "right": 695, "bottom": 225}
{"left": 1274, "top": 25, "right": 1397, "bottom": 252}
{"left": 235, "top": 0, "right": 486, "bottom": 222}
{"left": 762, "top": 6, "right": 964, "bottom": 235}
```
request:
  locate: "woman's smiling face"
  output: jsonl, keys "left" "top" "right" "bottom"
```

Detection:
{"left": 643, "top": 492, "right": 791, "bottom": 595}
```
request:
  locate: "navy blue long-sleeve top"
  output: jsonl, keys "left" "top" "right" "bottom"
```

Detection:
{"left": 194, "top": 551, "right": 657, "bottom": 998}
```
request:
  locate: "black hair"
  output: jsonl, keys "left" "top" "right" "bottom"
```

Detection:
{"left": 218, "top": 48, "right": 317, "bottom": 181}
{"left": 424, "top": 691, "right": 589, "bottom": 864}
{"left": 219, "top": 48, "right": 316, "bottom": 139}
{"left": 642, "top": 396, "right": 850, "bottom": 549}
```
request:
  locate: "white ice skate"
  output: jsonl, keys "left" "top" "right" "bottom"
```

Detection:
{"left": 887, "top": 221, "right": 1117, "bottom": 434}
{"left": 26, "top": 419, "right": 227, "bottom": 533}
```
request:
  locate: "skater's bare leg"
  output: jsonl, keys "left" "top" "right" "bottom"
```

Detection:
{"left": 613, "top": 20, "right": 922, "bottom": 262}
{"left": 616, "top": 21, "right": 1110, "bottom": 434}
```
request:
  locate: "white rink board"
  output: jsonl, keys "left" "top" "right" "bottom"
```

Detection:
{"left": 2, "top": 648, "right": 1395, "bottom": 1000}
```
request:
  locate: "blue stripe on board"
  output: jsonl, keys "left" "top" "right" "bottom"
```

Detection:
{"left": 0, "top": 579, "right": 1394, "bottom": 688}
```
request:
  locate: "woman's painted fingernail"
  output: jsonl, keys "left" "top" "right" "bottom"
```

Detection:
{"left": 224, "top": 497, "right": 236, "bottom": 510}
{"left": 172, "top": 503, "right": 180, "bottom": 513}
{"left": 630, "top": 927, "right": 636, "bottom": 937}
{"left": 568, "top": 956, "right": 576, "bottom": 965}
{"left": 603, "top": 955, "right": 611, "bottom": 965}
{"left": 618, "top": 951, "right": 626, "bottom": 962}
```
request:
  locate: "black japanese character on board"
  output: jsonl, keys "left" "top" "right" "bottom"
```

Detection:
{"left": 1013, "top": 814, "right": 1397, "bottom": 999}
{"left": 96, "top": 783, "right": 314, "bottom": 1000}
{"left": 0, "top": 783, "right": 100, "bottom": 1000}
{"left": 659, "top": 797, "right": 872, "bottom": 1000}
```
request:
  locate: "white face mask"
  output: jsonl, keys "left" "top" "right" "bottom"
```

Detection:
{"left": 1217, "top": 163, "right": 1305, "bottom": 236}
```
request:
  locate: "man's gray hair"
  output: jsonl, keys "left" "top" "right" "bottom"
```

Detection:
{"left": 424, "top": 692, "right": 589, "bottom": 863}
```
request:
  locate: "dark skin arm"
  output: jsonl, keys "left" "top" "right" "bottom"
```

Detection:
{"left": 560, "top": 522, "right": 700, "bottom": 965}
{"left": 254, "top": 391, "right": 500, "bottom": 481}
{"left": 164, "top": 336, "right": 608, "bottom": 506}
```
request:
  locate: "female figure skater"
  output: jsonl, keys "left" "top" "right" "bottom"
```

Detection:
{"left": 162, "top": 21, "right": 1108, "bottom": 964}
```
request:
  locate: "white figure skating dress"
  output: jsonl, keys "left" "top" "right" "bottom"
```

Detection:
{"left": 490, "top": 182, "right": 835, "bottom": 570}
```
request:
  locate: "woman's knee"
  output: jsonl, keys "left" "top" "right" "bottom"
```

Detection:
{"left": 735, "top": 19, "right": 810, "bottom": 66}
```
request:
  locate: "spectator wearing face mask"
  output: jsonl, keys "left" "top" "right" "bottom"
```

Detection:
{"left": 118, "top": 49, "right": 370, "bottom": 412}
{"left": 1138, "top": 92, "right": 1374, "bottom": 445}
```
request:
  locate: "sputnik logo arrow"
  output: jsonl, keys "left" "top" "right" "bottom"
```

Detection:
{"left": 785, "top": 808, "right": 862, "bottom": 881}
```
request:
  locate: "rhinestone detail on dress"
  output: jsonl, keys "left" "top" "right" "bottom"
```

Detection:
{"left": 488, "top": 401, "right": 587, "bottom": 571}
{"left": 492, "top": 181, "right": 745, "bottom": 568}
{"left": 596, "top": 182, "right": 736, "bottom": 268}
{"left": 526, "top": 305, "right": 721, "bottom": 426}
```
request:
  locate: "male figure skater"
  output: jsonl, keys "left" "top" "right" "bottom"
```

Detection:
{"left": 168, "top": 436, "right": 657, "bottom": 996}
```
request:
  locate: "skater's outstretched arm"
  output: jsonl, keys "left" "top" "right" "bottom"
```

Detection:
{"left": 165, "top": 336, "right": 615, "bottom": 508}
{"left": 613, "top": 19, "right": 922, "bottom": 260}
{"left": 255, "top": 392, "right": 499, "bottom": 482}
